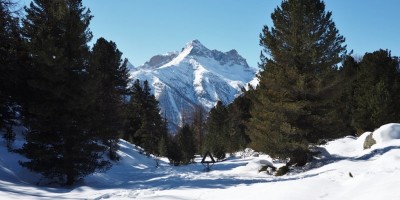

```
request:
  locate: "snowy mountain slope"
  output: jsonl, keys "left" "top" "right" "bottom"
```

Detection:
{"left": 1, "top": 123, "right": 400, "bottom": 199}
{"left": 129, "top": 40, "right": 257, "bottom": 130}
{"left": 126, "top": 61, "right": 136, "bottom": 71}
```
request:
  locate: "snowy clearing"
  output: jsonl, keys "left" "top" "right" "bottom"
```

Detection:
{"left": 1, "top": 123, "right": 400, "bottom": 199}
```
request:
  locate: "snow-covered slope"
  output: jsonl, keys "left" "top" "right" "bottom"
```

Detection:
{"left": 1, "top": 123, "right": 400, "bottom": 199}
{"left": 126, "top": 61, "right": 136, "bottom": 71}
{"left": 130, "top": 40, "right": 257, "bottom": 131}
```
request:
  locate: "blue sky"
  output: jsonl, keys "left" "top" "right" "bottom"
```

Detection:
{"left": 79, "top": 0, "right": 399, "bottom": 68}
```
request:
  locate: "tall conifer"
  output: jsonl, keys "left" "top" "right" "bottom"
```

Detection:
{"left": 20, "top": 0, "right": 110, "bottom": 185}
{"left": 227, "top": 94, "right": 252, "bottom": 152}
{"left": 0, "top": 0, "right": 25, "bottom": 148}
{"left": 248, "top": 0, "right": 346, "bottom": 165}
{"left": 191, "top": 105, "right": 206, "bottom": 153}
{"left": 334, "top": 56, "right": 359, "bottom": 135}
{"left": 204, "top": 101, "right": 228, "bottom": 160}
{"left": 88, "top": 37, "right": 130, "bottom": 160}
{"left": 353, "top": 50, "right": 400, "bottom": 132}
{"left": 175, "top": 124, "right": 195, "bottom": 164}
{"left": 126, "top": 79, "right": 166, "bottom": 155}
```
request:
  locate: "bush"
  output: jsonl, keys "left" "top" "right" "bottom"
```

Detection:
{"left": 212, "top": 145, "right": 226, "bottom": 160}
{"left": 166, "top": 140, "right": 182, "bottom": 165}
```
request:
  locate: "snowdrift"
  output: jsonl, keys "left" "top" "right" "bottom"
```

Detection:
{"left": 372, "top": 123, "right": 400, "bottom": 143}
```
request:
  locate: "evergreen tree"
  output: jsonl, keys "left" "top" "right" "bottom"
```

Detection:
{"left": 157, "top": 112, "right": 169, "bottom": 157}
{"left": 248, "top": 0, "right": 346, "bottom": 165}
{"left": 175, "top": 124, "right": 196, "bottom": 164}
{"left": 353, "top": 50, "right": 400, "bottom": 132}
{"left": 88, "top": 37, "right": 130, "bottom": 160}
{"left": 334, "top": 56, "right": 359, "bottom": 135}
{"left": 204, "top": 101, "right": 228, "bottom": 160}
{"left": 191, "top": 105, "right": 206, "bottom": 153}
{"left": 166, "top": 135, "right": 182, "bottom": 166}
{"left": 20, "top": 0, "right": 110, "bottom": 185}
{"left": 124, "top": 79, "right": 143, "bottom": 142}
{"left": 126, "top": 79, "right": 166, "bottom": 155}
{"left": 226, "top": 92, "right": 252, "bottom": 152}
{"left": 157, "top": 134, "right": 168, "bottom": 157}
{"left": 0, "top": 0, "right": 23, "bottom": 148}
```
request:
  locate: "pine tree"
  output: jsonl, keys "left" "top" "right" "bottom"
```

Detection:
{"left": 226, "top": 92, "right": 252, "bottom": 152}
{"left": 88, "top": 37, "right": 130, "bottom": 160}
{"left": 157, "top": 134, "right": 168, "bottom": 157}
{"left": 191, "top": 105, "right": 206, "bottom": 153}
{"left": 248, "top": 0, "right": 346, "bottom": 165}
{"left": 166, "top": 136, "right": 182, "bottom": 166}
{"left": 158, "top": 114, "right": 169, "bottom": 157}
{"left": 20, "top": 0, "right": 110, "bottom": 185}
{"left": 0, "top": 0, "right": 23, "bottom": 148}
{"left": 204, "top": 101, "right": 228, "bottom": 160}
{"left": 353, "top": 50, "right": 400, "bottom": 132}
{"left": 125, "top": 79, "right": 143, "bottom": 142}
{"left": 126, "top": 79, "right": 166, "bottom": 155}
{"left": 175, "top": 124, "right": 196, "bottom": 164}
{"left": 335, "top": 56, "right": 359, "bottom": 135}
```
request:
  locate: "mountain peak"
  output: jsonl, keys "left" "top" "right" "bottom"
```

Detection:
{"left": 186, "top": 39, "right": 204, "bottom": 48}
{"left": 183, "top": 39, "right": 209, "bottom": 55}
{"left": 185, "top": 40, "right": 249, "bottom": 67}
{"left": 226, "top": 49, "right": 239, "bottom": 56}
{"left": 137, "top": 40, "right": 251, "bottom": 70}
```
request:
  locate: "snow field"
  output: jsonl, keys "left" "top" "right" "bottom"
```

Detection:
{"left": 0, "top": 123, "right": 400, "bottom": 199}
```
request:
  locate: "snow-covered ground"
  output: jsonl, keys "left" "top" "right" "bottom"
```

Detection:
{"left": 1, "top": 124, "right": 400, "bottom": 199}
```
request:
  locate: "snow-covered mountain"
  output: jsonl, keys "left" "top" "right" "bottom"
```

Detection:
{"left": 130, "top": 40, "right": 257, "bottom": 131}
